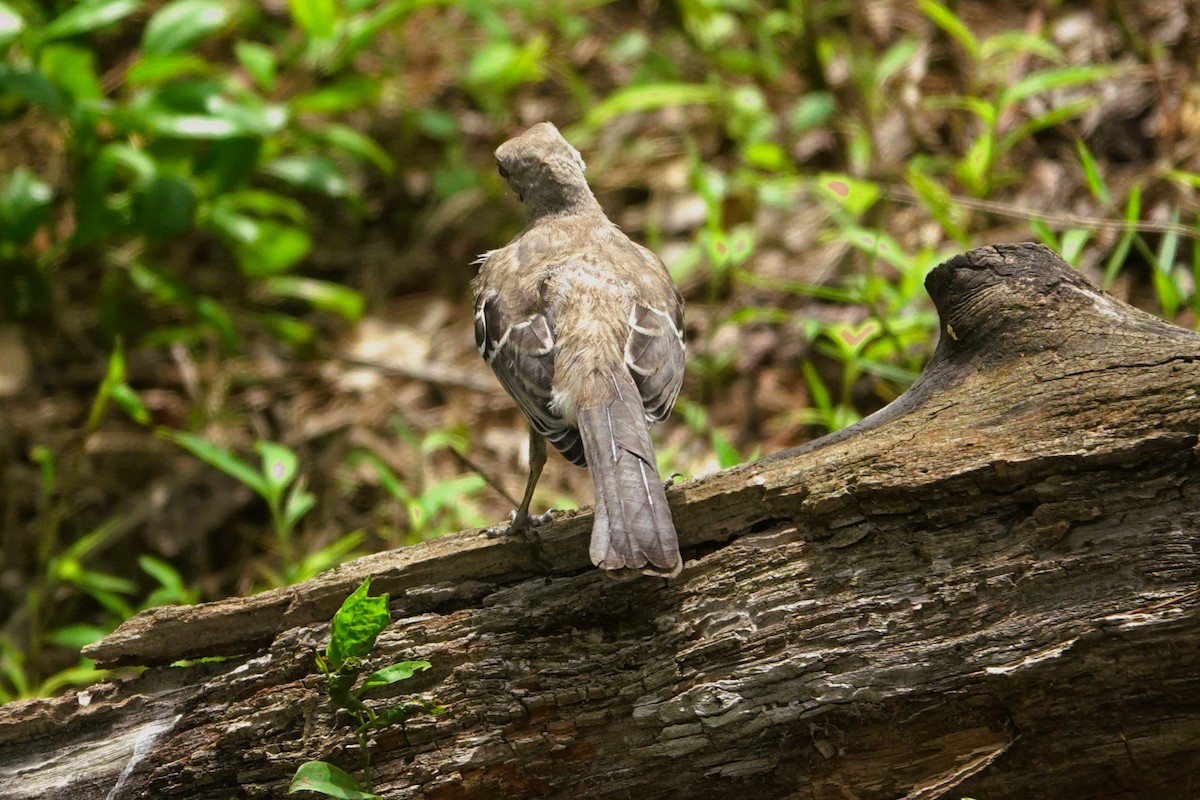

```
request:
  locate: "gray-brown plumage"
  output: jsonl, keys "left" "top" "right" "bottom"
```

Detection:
{"left": 472, "top": 122, "right": 685, "bottom": 577}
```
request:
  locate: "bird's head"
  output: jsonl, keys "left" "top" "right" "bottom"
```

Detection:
{"left": 494, "top": 122, "right": 596, "bottom": 217}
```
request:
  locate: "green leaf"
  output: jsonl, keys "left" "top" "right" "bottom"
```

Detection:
{"left": 288, "top": 761, "right": 381, "bottom": 799}
{"left": 813, "top": 172, "right": 879, "bottom": 216}
{"left": 315, "top": 123, "right": 394, "bottom": 174}
{"left": 168, "top": 431, "right": 269, "bottom": 496}
{"left": 125, "top": 53, "right": 212, "bottom": 85}
{"left": 464, "top": 37, "right": 546, "bottom": 91}
{"left": 788, "top": 91, "right": 835, "bottom": 133}
{"left": 264, "top": 277, "right": 365, "bottom": 321}
{"left": 110, "top": 383, "right": 151, "bottom": 424}
{"left": 0, "top": 66, "right": 66, "bottom": 114}
{"left": 143, "top": 0, "right": 229, "bottom": 55}
{"left": 710, "top": 429, "right": 742, "bottom": 470}
{"left": 233, "top": 220, "right": 312, "bottom": 277}
{"left": 291, "top": 75, "right": 378, "bottom": 114}
{"left": 0, "top": 3, "right": 24, "bottom": 52}
{"left": 40, "top": 0, "right": 139, "bottom": 41}
{"left": 134, "top": 174, "right": 196, "bottom": 240}
{"left": 999, "top": 64, "right": 1119, "bottom": 109}
{"left": 287, "top": 0, "right": 339, "bottom": 39}
{"left": 255, "top": 441, "right": 298, "bottom": 498}
{"left": 1102, "top": 184, "right": 1139, "bottom": 288}
{"left": 359, "top": 660, "right": 431, "bottom": 694}
{"left": 282, "top": 481, "right": 316, "bottom": 531}
{"left": 0, "top": 167, "right": 53, "bottom": 245}
{"left": 40, "top": 44, "right": 103, "bottom": 101}
{"left": 234, "top": 41, "right": 276, "bottom": 92}
{"left": 1075, "top": 139, "right": 1110, "bottom": 205}
{"left": 263, "top": 156, "right": 350, "bottom": 197}
{"left": 919, "top": 0, "right": 979, "bottom": 60}
{"left": 582, "top": 82, "right": 719, "bottom": 130}
{"left": 327, "top": 579, "right": 390, "bottom": 669}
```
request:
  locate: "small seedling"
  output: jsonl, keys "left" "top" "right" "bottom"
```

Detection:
{"left": 289, "top": 578, "right": 443, "bottom": 799}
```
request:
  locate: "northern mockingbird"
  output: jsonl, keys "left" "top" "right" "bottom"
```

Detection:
{"left": 472, "top": 122, "right": 685, "bottom": 577}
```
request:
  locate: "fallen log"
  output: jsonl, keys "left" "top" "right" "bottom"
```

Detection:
{"left": 1, "top": 242, "right": 1197, "bottom": 800}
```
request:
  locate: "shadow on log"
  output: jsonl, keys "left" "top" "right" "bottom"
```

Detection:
{"left": 2, "top": 243, "right": 1198, "bottom": 799}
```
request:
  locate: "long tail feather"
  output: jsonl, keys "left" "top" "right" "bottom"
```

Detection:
{"left": 577, "top": 374, "right": 681, "bottom": 577}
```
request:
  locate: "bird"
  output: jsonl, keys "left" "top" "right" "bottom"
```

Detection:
{"left": 472, "top": 122, "right": 686, "bottom": 577}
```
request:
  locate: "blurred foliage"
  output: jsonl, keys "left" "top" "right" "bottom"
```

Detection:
{"left": 2, "top": 0, "right": 1199, "bottom": 700}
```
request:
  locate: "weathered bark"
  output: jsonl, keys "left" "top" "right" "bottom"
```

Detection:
{"left": 2, "top": 242, "right": 1198, "bottom": 800}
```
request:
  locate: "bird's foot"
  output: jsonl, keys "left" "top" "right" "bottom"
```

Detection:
{"left": 662, "top": 472, "right": 684, "bottom": 490}
{"left": 486, "top": 508, "right": 554, "bottom": 538}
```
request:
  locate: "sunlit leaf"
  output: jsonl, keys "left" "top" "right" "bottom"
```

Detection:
{"left": 40, "top": 0, "right": 139, "bottom": 41}
{"left": 287, "top": 0, "right": 338, "bottom": 39}
{"left": 326, "top": 579, "right": 390, "bottom": 669}
{"left": 168, "top": 431, "right": 268, "bottom": 496}
{"left": 359, "top": 660, "right": 430, "bottom": 693}
{"left": 0, "top": 167, "right": 53, "bottom": 245}
{"left": 288, "top": 761, "right": 380, "bottom": 799}
{"left": 264, "top": 276, "right": 365, "bottom": 321}
{"left": 40, "top": 44, "right": 103, "bottom": 101}
{"left": 255, "top": 441, "right": 298, "bottom": 498}
{"left": 920, "top": 0, "right": 979, "bottom": 59}
{"left": 263, "top": 155, "right": 351, "bottom": 197}
{"left": 143, "top": 0, "right": 229, "bottom": 54}
{"left": 234, "top": 41, "right": 276, "bottom": 91}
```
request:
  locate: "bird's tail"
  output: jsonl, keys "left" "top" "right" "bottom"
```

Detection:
{"left": 577, "top": 373, "right": 681, "bottom": 577}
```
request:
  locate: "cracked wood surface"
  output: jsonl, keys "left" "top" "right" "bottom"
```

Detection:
{"left": 2, "top": 242, "right": 1198, "bottom": 799}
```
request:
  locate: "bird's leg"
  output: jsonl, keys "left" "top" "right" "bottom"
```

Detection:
{"left": 490, "top": 427, "right": 551, "bottom": 537}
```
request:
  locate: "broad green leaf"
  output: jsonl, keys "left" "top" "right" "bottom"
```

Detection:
{"left": 255, "top": 441, "right": 298, "bottom": 497}
{"left": 0, "top": 167, "right": 53, "bottom": 245}
{"left": 218, "top": 190, "right": 308, "bottom": 225}
{"left": 263, "top": 156, "right": 350, "bottom": 197}
{"left": 359, "top": 660, "right": 431, "bottom": 693}
{"left": 0, "top": 66, "right": 66, "bottom": 114}
{"left": 234, "top": 41, "right": 276, "bottom": 91}
{"left": 788, "top": 91, "right": 835, "bottom": 133}
{"left": 169, "top": 431, "right": 268, "bottom": 496}
{"left": 464, "top": 37, "right": 545, "bottom": 91}
{"left": 0, "top": 3, "right": 23, "bottom": 51}
{"left": 326, "top": 579, "right": 390, "bottom": 669}
{"left": 39, "top": 44, "right": 103, "bottom": 101}
{"left": 287, "top": 0, "right": 338, "bottom": 39}
{"left": 40, "top": 0, "right": 139, "bottom": 41}
{"left": 143, "top": 0, "right": 229, "bottom": 55}
{"left": 47, "top": 624, "right": 108, "bottom": 649}
{"left": 813, "top": 172, "right": 879, "bottom": 216}
{"left": 291, "top": 75, "right": 378, "bottom": 114}
{"left": 288, "top": 761, "right": 381, "bottom": 799}
{"left": 264, "top": 277, "right": 365, "bottom": 321}
{"left": 134, "top": 174, "right": 196, "bottom": 240}
{"left": 233, "top": 220, "right": 312, "bottom": 277}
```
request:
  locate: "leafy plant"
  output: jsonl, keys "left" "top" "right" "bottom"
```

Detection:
{"left": 167, "top": 434, "right": 324, "bottom": 584}
{"left": 289, "top": 578, "right": 442, "bottom": 799}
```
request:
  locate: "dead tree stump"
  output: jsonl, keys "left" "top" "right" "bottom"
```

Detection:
{"left": 2, "top": 243, "right": 1198, "bottom": 799}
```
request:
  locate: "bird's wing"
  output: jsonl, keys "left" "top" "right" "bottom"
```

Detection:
{"left": 474, "top": 262, "right": 586, "bottom": 466}
{"left": 622, "top": 245, "right": 686, "bottom": 424}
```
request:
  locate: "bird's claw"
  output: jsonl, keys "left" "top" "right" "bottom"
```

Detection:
{"left": 486, "top": 508, "right": 554, "bottom": 538}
